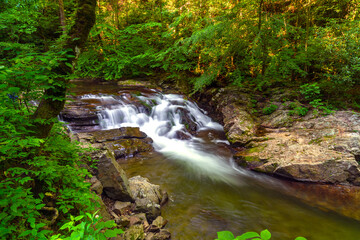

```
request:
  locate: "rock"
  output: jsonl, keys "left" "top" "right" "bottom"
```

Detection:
{"left": 114, "top": 201, "right": 132, "bottom": 215}
{"left": 97, "top": 150, "right": 134, "bottom": 201}
{"left": 60, "top": 98, "right": 100, "bottom": 132}
{"left": 236, "top": 111, "right": 360, "bottom": 185}
{"left": 151, "top": 216, "right": 167, "bottom": 229}
{"left": 144, "top": 229, "right": 171, "bottom": 240}
{"left": 122, "top": 225, "right": 145, "bottom": 240}
{"left": 204, "top": 88, "right": 258, "bottom": 146}
{"left": 129, "top": 213, "right": 148, "bottom": 227}
{"left": 90, "top": 179, "right": 103, "bottom": 195}
{"left": 92, "top": 127, "right": 147, "bottom": 143}
{"left": 222, "top": 103, "right": 257, "bottom": 145}
{"left": 261, "top": 110, "right": 294, "bottom": 128}
{"left": 105, "top": 138, "right": 154, "bottom": 159}
{"left": 129, "top": 176, "right": 165, "bottom": 222}
{"left": 116, "top": 215, "right": 131, "bottom": 228}
{"left": 75, "top": 128, "right": 154, "bottom": 160}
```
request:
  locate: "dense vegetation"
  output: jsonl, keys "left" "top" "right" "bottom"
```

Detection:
{"left": 0, "top": 0, "right": 122, "bottom": 239}
{"left": 0, "top": 0, "right": 358, "bottom": 239}
{"left": 76, "top": 0, "right": 359, "bottom": 108}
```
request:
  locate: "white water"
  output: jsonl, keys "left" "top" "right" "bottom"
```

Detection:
{"left": 83, "top": 92, "right": 244, "bottom": 185}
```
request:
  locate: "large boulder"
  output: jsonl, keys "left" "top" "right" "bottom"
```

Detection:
{"left": 203, "top": 88, "right": 258, "bottom": 145}
{"left": 129, "top": 176, "right": 166, "bottom": 222}
{"left": 234, "top": 111, "right": 360, "bottom": 185}
{"left": 97, "top": 150, "right": 134, "bottom": 201}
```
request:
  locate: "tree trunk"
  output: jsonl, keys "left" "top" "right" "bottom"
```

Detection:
{"left": 31, "top": 0, "right": 97, "bottom": 138}
{"left": 58, "top": 0, "right": 66, "bottom": 32}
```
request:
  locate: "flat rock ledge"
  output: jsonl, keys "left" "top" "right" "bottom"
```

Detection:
{"left": 203, "top": 88, "right": 360, "bottom": 186}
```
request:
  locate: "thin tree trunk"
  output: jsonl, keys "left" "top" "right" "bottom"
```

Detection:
{"left": 58, "top": 0, "right": 66, "bottom": 32}
{"left": 31, "top": 0, "right": 97, "bottom": 138}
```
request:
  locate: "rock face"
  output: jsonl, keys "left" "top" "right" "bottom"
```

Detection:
{"left": 97, "top": 150, "right": 134, "bottom": 201}
{"left": 60, "top": 96, "right": 100, "bottom": 132}
{"left": 201, "top": 87, "right": 257, "bottom": 145}
{"left": 205, "top": 88, "right": 360, "bottom": 186}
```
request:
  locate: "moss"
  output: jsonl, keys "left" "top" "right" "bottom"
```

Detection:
{"left": 243, "top": 156, "right": 261, "bottom": 162}
{"left": 247, "top": 144, "right": 267, "bottom": 154}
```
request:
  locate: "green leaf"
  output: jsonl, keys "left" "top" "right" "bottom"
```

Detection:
{"left": 74, "top": 215, "right": 84, "bottom": 221}
{"left": 104, "top": 229, "right": 119, "bottom": 238}
{"left": 18, "top": 230, "right": 32, "bottom": 237}
{"left": 260, "top": 229, "right": 271, "bottom": 240}
{"left": 28, "top": 217, "right": 36, "bottom": 228}
{"left": 217, "top": 231, "right": 235, "bottom": 240}
{"left": 237, "top": 232, "right": 260, "bottom": 240}
{"left": 295, "top": 237, "right": 307, "bottom": 240}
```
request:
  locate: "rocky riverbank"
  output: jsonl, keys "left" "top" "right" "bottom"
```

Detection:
{"left": 198, "top": 87, "right": 360, "bottom": 186}
{"left": 79, "top": 128, "right": 170, "bottom": 240}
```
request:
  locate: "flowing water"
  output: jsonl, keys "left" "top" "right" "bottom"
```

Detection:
{"left": 71, "top": 83, "right": 360, "bottom": 239}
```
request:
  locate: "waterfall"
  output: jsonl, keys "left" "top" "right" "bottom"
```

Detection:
{"left": 82, "top": 91, "right": 244, "bottom": 185}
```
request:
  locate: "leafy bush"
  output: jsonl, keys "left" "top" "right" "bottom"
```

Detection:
{"left": 300, "top": 83, "right": 321, "bottom": 101}
{"left": 262, "top": 104, "right": 278, "bottom": 115}
{"left": 50, "top": 211, "right": 123, "bottom": 240}
{"left": 0, "top": 66, "right": 121, "bottom": 239}
{"left": 288, "top": 101, "right": 309, "bottom": 117}
{"left": 216, "top": 229, "right": 307, "bottom": 240}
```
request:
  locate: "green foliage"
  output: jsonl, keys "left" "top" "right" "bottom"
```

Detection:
{"left": 215, "top": 230, "right": 306, "bottom": 240}
{"left": 50, "top": 211, "right": 123, "bottom": 240}
{"left": 300, "top": 83, "right": 321, "bottom": 101}
{"left": 262, "top": 104, "right": 278, "bottom": 115}
{"left": 288, "top": 101, "right": 309, "bottom": 117}
{"left": 0, "top": 51, "right": 106, "bottom": 240}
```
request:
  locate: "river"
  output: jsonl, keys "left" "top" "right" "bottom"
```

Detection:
{"left": 69, "top": 80, "right": 360, "bottom": 239}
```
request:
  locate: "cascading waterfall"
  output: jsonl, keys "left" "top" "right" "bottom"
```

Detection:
{"left": 82, "top": 92, "right": 245, "bottom": 185}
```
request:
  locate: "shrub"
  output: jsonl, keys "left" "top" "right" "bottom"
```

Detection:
{"left": 262, "top": 104, "right": 278, "bottom": 115}
{"left": 215, "top": 229, "right": 307, "bottom": 240}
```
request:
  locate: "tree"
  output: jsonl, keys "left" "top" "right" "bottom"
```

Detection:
{"left": 31, "top": 0, "right": 97, "bottom": 138}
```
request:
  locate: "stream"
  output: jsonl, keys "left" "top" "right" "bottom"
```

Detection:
{"left": 69, "top": 81, "right": 360, "bottom": 239}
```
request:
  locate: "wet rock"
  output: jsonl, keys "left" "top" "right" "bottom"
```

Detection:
{"left": 92, "top": 127, "right": 147, "bottom": 143}
{"left": 97, "top": 150, "right": 134, "bottom": 202}
{"left": 60, "top": 98, "right": 100, "bottom": 132}
{"left": 105, "top": 138, "right": 154, "bottom": 159}
{"left": 129, "top": 176, "right": 165, "bottom": 222}
{"left": 75, "top": 128, "right": 154, "bottom": 160}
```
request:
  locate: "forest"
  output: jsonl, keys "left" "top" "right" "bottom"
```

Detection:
{"left": 0, "top": 0, "right": 359, "bottom": 239}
